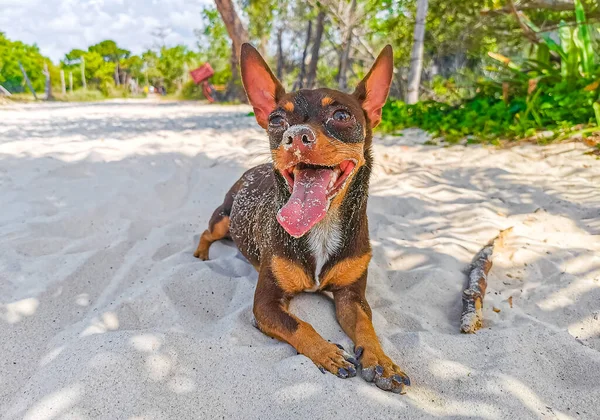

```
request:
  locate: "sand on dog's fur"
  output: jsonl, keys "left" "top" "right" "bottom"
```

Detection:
{"left": 1, "top": 101, "right": 599, "bottom": 419}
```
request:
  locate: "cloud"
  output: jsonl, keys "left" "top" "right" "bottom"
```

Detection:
{"left": 0, "top": 0, "right": 211, "bottom": 61}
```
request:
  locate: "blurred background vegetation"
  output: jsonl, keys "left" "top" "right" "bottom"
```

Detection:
{"left": 1, "top": 0, "right": 599, "bottom": 144}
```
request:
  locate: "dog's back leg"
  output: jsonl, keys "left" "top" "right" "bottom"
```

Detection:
{"left": 194, "top": 179, "right": 241, "bottom": 260}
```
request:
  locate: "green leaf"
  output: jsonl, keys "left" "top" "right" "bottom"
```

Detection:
{"left": 573, "top": 0, "right": 595, "bottom": 76}
{"left": 593, "top": 102, "right": 600, "bottom": 127}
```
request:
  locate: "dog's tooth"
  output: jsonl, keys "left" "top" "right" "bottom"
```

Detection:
{"left": 328, "top": 170, "right": 339, "bottom": 190}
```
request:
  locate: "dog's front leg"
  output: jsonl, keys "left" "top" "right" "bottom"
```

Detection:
{"left": 333, "top": 276, "right": 411, "bottom": 393}
{"left": 253, "top": 262, "right": 358, "bottom": 378}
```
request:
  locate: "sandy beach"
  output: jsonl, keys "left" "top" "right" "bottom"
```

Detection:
{"left": 1, "top": 100, "right": 599, "bottom": 419}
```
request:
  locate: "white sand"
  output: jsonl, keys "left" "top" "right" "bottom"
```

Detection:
{"left": 1, "top": 100, "right": 599, "bottom": 419}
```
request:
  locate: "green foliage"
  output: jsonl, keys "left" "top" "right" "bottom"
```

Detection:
{"left": 0, "top": 32, "right": 54, "bottom": 93}
{"left": 59, "top": 40, "right": 200, "bottom": 96}
{"left": 179, "top": 80, "right": 207, "bottom": 100}
{"left": 62, "top": 43, "right": 120, "bottom": 93}
{"left": 88, "top": 40, "right": 130, "bottom": 63}
{"left": 156, "top": 45, "right": 198, "bottom": 92}
{"left": 518, "top": 0, "right": 599, "bottom": 80}
{"left": 380, "top": 78, "right": 600, "bottom": 143}
{"left": 196, "top": 6, "right": 232, "bottom": 86}
{"left": 397, "top": 0, "right": 600, "bottom": 143}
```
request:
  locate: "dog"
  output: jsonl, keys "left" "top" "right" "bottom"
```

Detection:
{"left": 194, "top": 43, "right": 410, "bottom": 394}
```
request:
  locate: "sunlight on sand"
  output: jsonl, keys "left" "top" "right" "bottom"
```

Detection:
{"left": 0, "top": 298, "right": 39, "bottom": 324}
{"left": 1, "top": 102, "right": 598, "bottom": 418}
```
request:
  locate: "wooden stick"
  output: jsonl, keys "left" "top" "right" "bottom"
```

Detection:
{"left": 81, "top": 57, "right": 87, "bottom": 89}
{"left": 60, "top": 70, "right": 66, "bottom": 95}
{"left": 460, "top": 228, "right": 512, "bottom": 333}
{"left": 18, "top": 61, "right": 37, "bottom": 100}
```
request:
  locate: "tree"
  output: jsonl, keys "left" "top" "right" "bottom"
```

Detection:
{"left": 407, "top": 0, "right": 429, "bottom": 104}
{"left": 157, "top": 45, "right": 198, "bottom": 92}
{"left": 0, "top": 32, "right": 54, "bottom": 93}
{"left": 306, "top": 10, "right": 326, "bottom": 89}
{"left": 294, "top": 20, "right": 313, "bottom": 90}
{"left": 338, "top": 0, "right": 358, "bottom": 91}
{"left": 214, "top": 0, "right": 249, "bottom": 100}
{"left": 88, "top": 40, "right": 131, "bottom": 85}
{"left": 196, "top": 6, "right": 232, "bottom": 85}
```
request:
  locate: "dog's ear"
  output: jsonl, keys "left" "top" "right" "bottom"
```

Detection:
{"left": 353, "top": 45, "right": 394, "bottom": 128}
{"left": 241, "top": 43, "right": 285, "bottom": 129}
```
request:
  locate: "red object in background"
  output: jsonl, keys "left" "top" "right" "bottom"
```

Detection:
{"left": 202, "top": 81, "right": 216, "bottom": 103}
{"left": 190, "top": 63, "right": 216, "bottom": 102}
{"left": 190, "top": 63, "right": 215, "bottom": 84}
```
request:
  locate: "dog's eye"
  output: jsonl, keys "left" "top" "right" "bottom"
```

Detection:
{"left": 269, "top": 115, "right": 285, "bottom": 127}
{"left": 333, "top": 110, "right": 351, "bottom": 121}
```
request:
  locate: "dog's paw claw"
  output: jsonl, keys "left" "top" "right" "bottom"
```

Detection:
{"left": 395, "top": 373, "right": 410, "bottom": 387}
{"left": 354, "top": 346, "right": 364, "bottom": 360}
{"left": 361, "top": 366, "right": 377, "bottom": 382}
{"left": 358, "top": 349, "right": 410, "bottom": 394}
{"left": 310, "top": 343, "right": 358, "bottom": 379}
{"left": 347, "top": 356, "right": 359, "bottom": 368}
{"left": 375, "top": 375, "right": 393, "bottom": 391}
{"left": 347, "top": 364, "right": 357, "bottom": 377}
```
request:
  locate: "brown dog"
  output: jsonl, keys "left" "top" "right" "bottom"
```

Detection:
{"left": 194, "top": 43, "right": 410, "bottom": 393}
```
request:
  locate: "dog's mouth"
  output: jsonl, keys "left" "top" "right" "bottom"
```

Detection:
{"left": 276, "top": 159, "right": 357, "bottom": 238}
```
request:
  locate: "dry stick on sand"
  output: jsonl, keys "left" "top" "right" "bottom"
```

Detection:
{"left": 460, "top": 228, "right": 513, "bottom": 333}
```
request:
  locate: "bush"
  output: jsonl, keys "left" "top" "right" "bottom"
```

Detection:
{"left": 179, "top": 80, "right": 206, "bottom": 100}
{"left": 381, "top": 78, "right": 600, "bottom": 143}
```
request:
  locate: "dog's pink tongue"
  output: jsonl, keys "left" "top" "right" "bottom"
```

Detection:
{"left": 277, "top": 168, "right": 333, "bottom": 237}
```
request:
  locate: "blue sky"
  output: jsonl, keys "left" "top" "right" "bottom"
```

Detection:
{"left": 0, "top": 0, "right": 211, "bottom": 62}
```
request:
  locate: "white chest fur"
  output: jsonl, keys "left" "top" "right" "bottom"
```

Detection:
{"left": 306, "top": 213, "right": 342, "bottom": 289}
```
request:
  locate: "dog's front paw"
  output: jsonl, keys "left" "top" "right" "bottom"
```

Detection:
{"left": 305, "top": 343, "right": 359, "bottom": 379}
{"left": 355, "top": 346, "right": 410, "bottom": 394}
{"left": 193, "top": 248, "right": 208, "bottom": 260}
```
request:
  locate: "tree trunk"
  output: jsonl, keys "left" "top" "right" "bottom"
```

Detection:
{"left": 60, "top": 70, "right": 66, "bottom": 95}
{"left": 294, "top": 20, "right": 313, "bottom": 90}
{"left": 306, "top": 11, "right": 325, "bottom": 89}
{"left": 338, "top": 0, "right": 357, "bottom": 92}
{"left": 18, "top": 61, "right": 37, "bottom": 100}
{"left": 407, "top": 0, "right": 429, "bottom": 104}
{"left": 81, "top": 57, "right": 87, "bottom": 89}
{"left": 114, "top": 62, "right": 120, "bottom": 86}
{"left": 43, "top": 63, "right": 53, "bottom": 100}
{"left": 276, "top": 27, "right": 284, "bottom": 80}
{"left": 214, "top": 0, "right": 249, "bottom": 100}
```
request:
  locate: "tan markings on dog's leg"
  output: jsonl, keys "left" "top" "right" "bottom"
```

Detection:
{"left": 319, "top": 253, "right": 371, "bottom": 289}
{"left": 254, "top": 264, "right": 357, "bottom": 376}
{"left": 321, "top": 96, "right": 334, "bottom": 106}
{"left": 193, "top": 216, "right": 230, "bottom": 260}
{"left": 334, "top": 285, "right": 410, "bottom": 392}
{"left": 283, "top": 101, "right": 295, "bottom": 112}
{"left": 271, "top": 256, "right": 313, "bottom": 294}
{"left": 255, "top": 299, "right": 356, "bottom": 376}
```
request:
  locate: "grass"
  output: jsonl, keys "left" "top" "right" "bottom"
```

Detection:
{"left": 3, "top": 88, "right": 147, "bottom": 103}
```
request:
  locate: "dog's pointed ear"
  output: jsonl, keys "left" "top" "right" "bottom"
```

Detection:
{"left": 353, "top": 45, "right": 394, "bottom": 128}
{"left": 241, "top": 43, "right": 285, "bottom": 129}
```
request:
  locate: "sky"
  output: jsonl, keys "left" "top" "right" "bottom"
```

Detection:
{"left": 0, "top": 0, "right": 211, "bottom": 62}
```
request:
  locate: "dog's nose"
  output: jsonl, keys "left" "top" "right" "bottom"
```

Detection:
{"left": 282, "top": 125, "right": 316, "bottom": 151}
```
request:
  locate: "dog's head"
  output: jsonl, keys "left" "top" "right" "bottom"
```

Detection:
{"left": 241, "top": 43, "right": 393, "bottom": 238}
